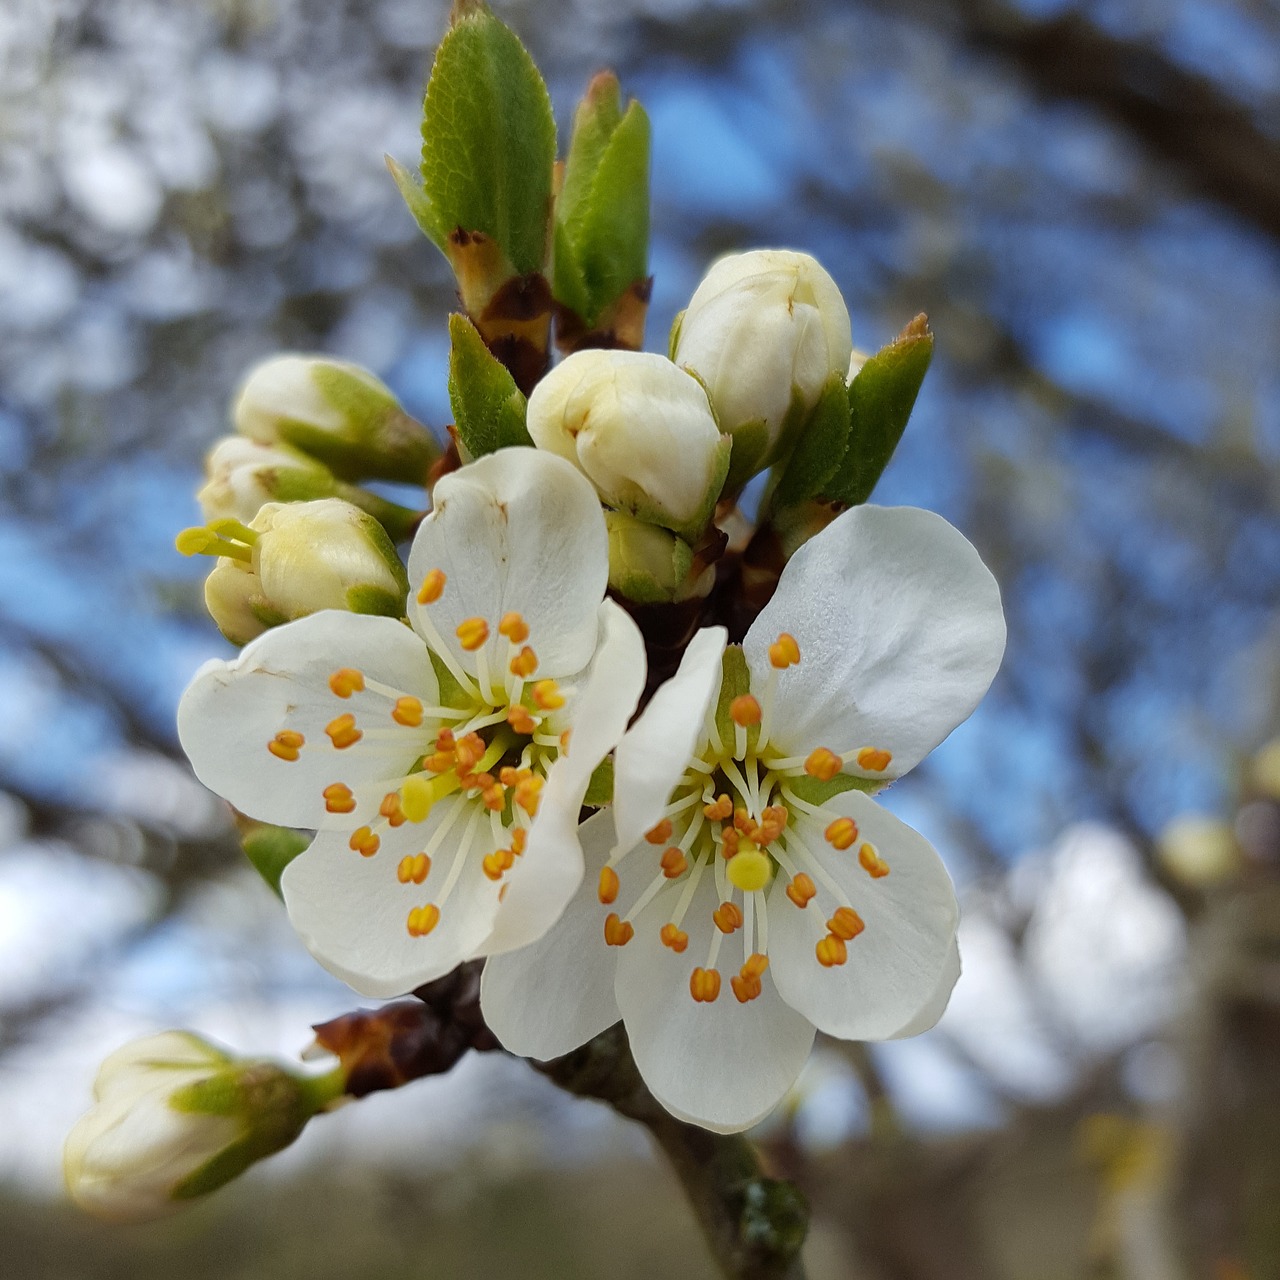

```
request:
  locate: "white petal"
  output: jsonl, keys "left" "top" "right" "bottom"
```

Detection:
{"left": 615, "top": 859, "right": 815, "bottom": 1133}
{"left": 281, "top": 797, "right": 500, "bottom": 998}
{"left": 480, "top": 810, "right": 622, "bottom": 1058}
{"left": 768, "top": 790, "right": 959, "bottom": 1041}
{"left": 612, "top": 626, "right": 726, "bottom": 854}
{"left": 745, "top": 505, "right": 1005, "bottom": 777}
{"left": 407, "top": 449, "right": 608, "bottom": 680}
{"left": 890, "top": 933, "right": 961, "bottom": 1039}
{"left": 177, "top": 611, "right": 438, "bottom": 829}
{"left": 484, "top": 602, "right": 646, "bottom": 954}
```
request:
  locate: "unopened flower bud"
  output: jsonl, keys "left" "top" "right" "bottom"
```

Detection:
{"left": 64, "top": 1031, "right": 339, "bottom": 1222}
{"left": 605, "top": 511, "right": 708, "bottom": 604}
{"left": 233, "top": 354, "right": 439, "bottom": 484}
{"left": 180, "top": 499, "right": 410, "bottom": 644}
{"left": 198, "top": 437, "right": 336, "bottom": 524}
{"left": 673, "top": 249, "right": 852, "bottom": 483}
{"left": 527, "top": 349, "right": 729, "bottom": 537}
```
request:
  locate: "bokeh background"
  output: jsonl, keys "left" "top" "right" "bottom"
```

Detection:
{"left": 2, "top": 0, "right": 1278, "bottom": 1275}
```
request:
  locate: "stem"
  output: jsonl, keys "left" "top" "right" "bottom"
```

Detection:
{"left": 535, "top": 1022, "right": 809, "bottom": 1280}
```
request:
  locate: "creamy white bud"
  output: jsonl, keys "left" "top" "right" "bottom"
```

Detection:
{"left": 527, "top": 349, "right": 729, "bottom": 536}
{"left": 197, "top": 437, "right": 335, "bottom": 525}
{"left": 674, "top": 249, "right": 852, "bottom": 478}
{"left": 605, "top": 511, "right": 707, "bottom": 604}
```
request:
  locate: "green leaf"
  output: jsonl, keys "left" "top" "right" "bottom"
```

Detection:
{"left": 824, "top": 315, "right": 933, "bottom": 506}
{"left": 419, "top": 4, "right": 556, "bottom": 276}
{"left": 240, "top": 822, "right": 310, "bottom": 897}
{"left": 386, "top": 155, "right": 442, "bottom": 244}
{"left": 447, "top": 313, "right": 533, "bottom": 458}
{"left": 770, "top": 373, "right": 851, "bottom": 508}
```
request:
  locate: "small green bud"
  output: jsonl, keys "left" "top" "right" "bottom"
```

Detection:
{"left": 233, "top": 354, "right": 439, "bottom": 484}
{"left": 605, "top": 512, "right": 704, "bottom": 604}
{"left": 63, "top": 1032, "right": 340, "bottom": 1222}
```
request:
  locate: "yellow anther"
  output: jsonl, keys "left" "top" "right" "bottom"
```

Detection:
{"left": 397, "top": 853, "right": 431, "bottom": 885}
{"left": 856, "top": 747, "right": 893, "bottom": 773}
{"left": 660, "top": 923, "right": 689, "bottom": 953}
{"left": 349, "top": 827, "right": 380, "bottom": 857}
{"left": 825, "top": 817, "right": 859, "bottom": 850}
{"left": 424, "top": 750, "right": 454, "bottom": 774}
{"left": 719, "top": 826, "right": 740, "bottom": 859}
{"left": 435, "top": 727, "right": 456, "bottom": 751}
{"left": 380, "top": 792, "right": 407, "bottom": 827}
{"left": 756, "top": 805, "right": 787, "bottom": 844}
{"left": 646, "top": 818, "right": 674, "bottom": 845}
{"left": 604, "top": 912, "right": 634, "bottom": 947}
{"left": 506, "top": 704, "right": 538, "bottom": 735}
{"left": 690, "top": 967, "right": 721, "bottom": 1003}
{"left": 406, "top": 903, "right": 441, "bottom": 937}
{"left": 559, "top": 728, "right": 572, "bottom": 751}
{"left": 828, "top": 906, "right": 865, "bottom": 940}
{"left": 500, "top": 766, "right": 531, "bottom": 787}
{"left": 816, "top": 933, "right": 849, "bottom": 967}
{"left": 731, "top": 972, "right": 763, "bottom": 1004}
{"left": 400, "top": 774, "right": 434, "bottom": 823}
{"left": 325, "top": 713, "right": 362, "bottom": 750}
{"left": 726, "top": 847, "right": 772, "bottom": 892}
{"left": 498, "top": 612, "right": 530, "bottom": 644}
{"left": 742, "top": 952, "right": 769, "bottom": 979}
{"left": 416, "top": 569, "right": 446, "bottom": 605}
{"left": 598, "top": 866, "right": 620, "bottom": 904}
{"left": 268, "top": 730, "right": 304, "bottom": 762}
{"left": 392, "top": 696, "right": 424, "bottom": 727}
{"left": 456, "top": 617, "right": 490, "bottom": 651}
{"left": 713, "top": 901, "right": 743, "bottom": 934}
{"left": 703, "top": 794, "right": 732, "bottom": 821}
{"left": 509, "top": 646, "right": 538, "bottom": 678}
{"left": 733, "top": 807, "right": 756, "bottom": 837}
{"left": 531, "top": 679, "right": 565, "bottom": 710}
{"left": 859, "top": 842, "right": 890, "bottom": 879}
{"left": 323, "top": 782, "right": 356, "bottom": 814}
{"left": 729, "top": 694, "right": 762, "bottom": 727}
{"left": 804, "top": 747, "right": 841, "bottom": 782}
{"left": 768, "top": 633, "right": 801, "bottom": 669}
{"left": 328, "top": 668, "right": 365, "bottom": 698}
{"left": 510, "top": 828, "right": 527, "bottom": 857}
{"left": 482, "top": 848, "right": 516, "bottom": 880}
{"left": 454, "top": 732, "right": 485, "bottom": 771}
{"left": 514, "top": 774, "right": 543, "bottom": 816}
{"left": 660, "top": 847, "right": 688, "bottom": 879}
{"left": 785, "top": 873, "right": 817, "bottom": 908}
{"left": 480, "top": 781, "right": 505, "bottom": 812}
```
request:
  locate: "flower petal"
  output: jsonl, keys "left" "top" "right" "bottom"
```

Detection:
{"left": 745, "top": 504, "right": 1005, "bottom": 777}
{"left": 480, "top": 810, "right": 622, "bottom": 1058}
{"left": 890, "top": 933, "right": 961, "bottom": 1039}
{"left": 768, "top": 790, "right": 959, "bottom": 1041}
{"left": 612, "top": 626, "right": 726, "bottom": 855}
{"left": 615, "top": 860, "right": 815, "bottom": 1133}
{"left": 483, "top": 601, "right": 646, "bottom": 954}
{"left": 407, "top": 448, "right": 608, "bottom": 681}
{"left": 281, "top": 796, "right": 500, "bottom": 998}
{"left": 177, "top": 611, "right": 438, "bottom": 830}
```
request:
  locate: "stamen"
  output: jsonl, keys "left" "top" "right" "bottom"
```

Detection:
{"left": 785, "top": 873, "right": 817, "bottom": 908}
{"left": 604, "top": 912, "right": 634, "bottom": 946}
{"left": 392, "top": 696, "right": 424, "bottom": 727}
{"left": 729, "top": 695, "right": 761, "bottom": 727}
{"left": 507, "top": 704, "right": 538, "bottom": 735}
{"left": 731, "top": 952, "right": 769, "bottom": 1003}
{"left": 768, "top": 633, "right": 800, "bottom": 669}
{"left": 660, "top": 847, "right": 688, "bottom": 879}
{"left": 856, "top": 747, "right": 893, "bottom": 773}
{"left": 816, "top": 934, "right": 848, "bottom": 967}
{"left": 406, "top": 903, "right": 441, "bottom": 937}
{"left": 509, "top": 646, "right": 538, "bottom": 678}
{"left": 804, "top": 748, "right": 841, "bottom": 782}
{"left": 646, "top": 818, "right": 674, "bottom": 844}
{"left": 827, "top": 907, "right": 865, "bottom": 940}
{"left": 690, "top": 968, "right": 721, "bottom": 1003}
{"left": 268, "top": 730, "right": 304, "bottom": 762}
{"left": 702, "top": 795, "right": 732, "bottom": 822}
{"left": 416, "top": 569, "right": 446, "bottom": 605}
{"left": 397, "top": 853, "right": 431, "bottom": 884}
{"left": 511, "top": 828, "right": 527, "bottom": 856}
{"left": 349, "top": 827, "right": 380, "bottom": 857}
{"left": 514, "top": 774, "right": 543, "bottom": 816}
{"left": 329, "top": 668, "right": 365, "bottom": 697}
{"left": 660, "top": 923, "right": 689, "bottom": 952}
{"left": 825, "top": 817, "right": 859, "bottom": 850}
{"left": 713, "top": 901, "right": 743, "bottom": 934}
{"left": 456, "top": 617, "right": 490, "bottom": 652}
{"left": 325, "top": 714, "right": 362, "bottom": 750}
{"left": 531, "top": 679, "right": 565, "bottom": 710}
{"left": 498, "top": 612, "right": 530, "bottom": 644}
{"left": 322, "top": 782, "right": 356, "bottom": 814}
{"left": 482, "top": 847, "right": 516, "bottom": 880}
{"left": 598, "top": 866, "right": 620, "bottom": 904}
{"left": 858, "top": 842, "right": 890, "bottom": 878}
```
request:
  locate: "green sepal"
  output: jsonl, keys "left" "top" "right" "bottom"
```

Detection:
{"left": 770, "top": 373, "right": 851, "bottom": 509}
{"left": 345, "top": 583, "right": 406, "bottom": 618}
{"left": 668, "top": 309, "right": 685, "bottom": 360}
{"left": 428, "top": 648, "right": 472, "bottom": 711}
{"left": 713, "top": 645, "right": 758, "bottom": 755}
{"left": 447, "top": 313, "right": 533, "bottom": 459}
{"left": 787, "top": 773, "right": 882, "bottom": 805}
{"left": 240, "top": 822, "right": 310, "bottom": 896}
{"left": 583, "top": 757, "right": 614, "bottom": 807}
{"left": 723, "top": 418, "right": 771, "bottom": 492}
{"left": 824, "top": 316, "right": 933, "bottom": 506}
{"left": 246, "top": 599, "right": 289, "bottom": 630}
{"left": 419, "top": 2, "right": 556, "bottom": 276}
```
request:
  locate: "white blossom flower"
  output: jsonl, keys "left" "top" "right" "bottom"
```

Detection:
{"left": 483, "top": 504, "right": 1005, "bottom": 1132}
{"left": 179, "top": 449, "right": 646, "bottom": 996}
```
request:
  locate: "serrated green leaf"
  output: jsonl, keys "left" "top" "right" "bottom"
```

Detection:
{"left": 824, "top": 317, "right": 933, "bottom": 506}
{"left": 770, "top": 372, "right": 851, "bottom": 508}
{"left": 447, "top": 313, "right": 533, "bottom": 458}
{"left": 420, "top": 6, "right": 555, "bottom": 275}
